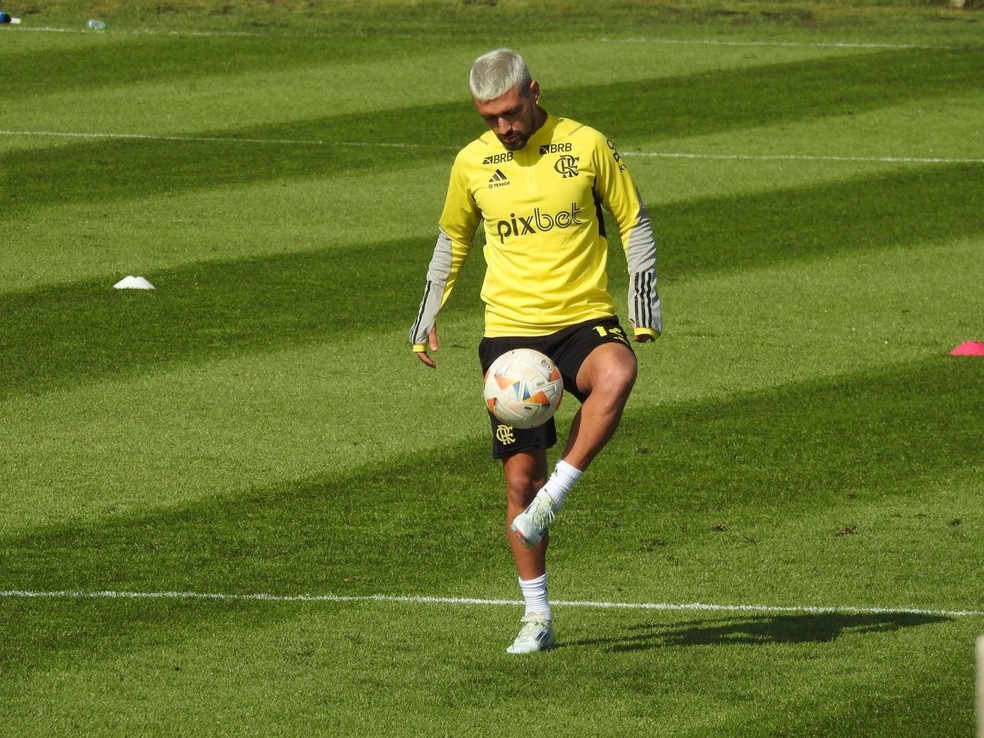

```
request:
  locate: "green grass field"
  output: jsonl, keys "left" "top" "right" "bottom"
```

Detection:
{"left": 1, "top": 1, "right": 982, "bottom": 735}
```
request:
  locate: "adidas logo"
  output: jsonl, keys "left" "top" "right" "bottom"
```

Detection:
{"left": 488, "top": 169, "right": 511, "bottom": 189}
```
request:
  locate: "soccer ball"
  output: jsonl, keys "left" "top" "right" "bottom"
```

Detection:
{"left": 483, "top": 348, "right": 563, "bottom": 429}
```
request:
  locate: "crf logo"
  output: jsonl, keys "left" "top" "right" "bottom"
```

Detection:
{"left": 494, "top": 203, "right": 584, "bottom": 243}
{"left": 495, "top": 425, "right": 516, "bottom": 443}
{"left": 553, "top": 155, "right": 579, "bottom": 178}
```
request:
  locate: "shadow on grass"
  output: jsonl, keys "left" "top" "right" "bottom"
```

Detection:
{"left": 0, "top": 358, "right": 979, "bottom": 673}
{"left": 656, "top": 161, "right": 982, "bottom": 278}
{"left": 3, "top": 162, "right": 980, "bottom": 401}
{"left": 0, "top": 235, "right": 480, "bottom": 401}
{"left": 3, "top": 45, "right": 979, "bottom": 214}
{"left": 556, "top": 46, "right": 984, "bottom": 144}
{"left": 0, "top": 437, "right": 501, "bottom": 676}
{"left": 568, "top": 612, "right": 950, "bottom": 652}
{"left": 0, "top": 35, "right": 417, "bottom": 102}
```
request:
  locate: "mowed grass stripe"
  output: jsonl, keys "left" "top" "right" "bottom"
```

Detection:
{"left": 5, "top": 44, "right": 980, "bottom": 213}
{"left": 0, "top": 131, "right": 438, "bottom": 215}
{"left": 0, "top": 107, "right": 470, "bottom": 214}
{"left": 2, "top": 162, "right": 979, "bottom": 400}
{"left": 0, "top": 597, "right": 975, "bottom": 737}
{"left": 0, "top": 33, "right": 469, "bottom": 103}
{"left": 654, "top": 162, "right": 982, "bottom": 277}
{"left": 554, "top": 45, "right": 983, "bottom": 142}
{"left": 0, "top": 236, "right": 451, "bottom": 401}
{"left": 0, "top": 357, "right": 979, "bottom": 676}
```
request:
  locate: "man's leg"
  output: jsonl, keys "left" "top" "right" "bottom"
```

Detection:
{"left": 503, "top": 449, "right": 548, "bottom": 579}
{"left": 503, "top": 449, "right": 556, "bottom": 653}
{"left": 511, "top": 342, "right": 637, "bottom": 548}
{"left": 560, "top": 342, "right": 638, "bottom": 470}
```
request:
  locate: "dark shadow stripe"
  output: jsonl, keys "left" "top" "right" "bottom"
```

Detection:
{"left": 0, "top": 106, "right": 473, "bottom": 214}
{"left": 2, "top": 163, "right": 979, "bottom": 401}
{"left": 0, "top": 128, "right": 454, "bottom": 214}
{"left": 0, "top": 34, "right": 431, "bottom": 101}
{"left": 654, "top": 161, "right": 984, "bottom": 278}
{"left": 0, "top": 236, "right": 469, "bottom": 401}
{"left": 3, "top": 46, "right": 980, "bottom": 213}
{"left": 555, "top": 45, "right": 984, "bottom": 141}
{"left": 609, "top": 359, "right": 982, "bottom": 513}
{"left": 0, "top": 358, "right": 978, "bottom": 672}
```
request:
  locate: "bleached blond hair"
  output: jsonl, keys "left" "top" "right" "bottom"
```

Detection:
{"left": 469, "top": 48, "right": 532, "bottom": 102}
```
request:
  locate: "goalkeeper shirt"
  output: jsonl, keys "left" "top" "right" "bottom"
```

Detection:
{"left": 410, "top": 112, "right": 661, "bottom": 346}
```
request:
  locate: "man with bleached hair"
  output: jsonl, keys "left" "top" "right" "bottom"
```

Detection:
{"left": 410, "top": 48, "right": 662, "bottom": 653}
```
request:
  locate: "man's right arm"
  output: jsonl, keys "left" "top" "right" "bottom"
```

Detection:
{"left": 409, "top": 157, "right": 482, "bottom": 365}
{"left": 409, "top": 228, "right": 456, "bottom": 353}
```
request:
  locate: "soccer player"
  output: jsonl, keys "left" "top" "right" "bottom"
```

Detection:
{"left": 409, "top": 48, "right": 662, "bottom": 653}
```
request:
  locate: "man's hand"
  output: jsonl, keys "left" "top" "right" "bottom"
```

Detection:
{"left": 631, "top": 322, "right": 658, "bottom": 343}
{"left": 415, "top": 325, "right": 440, "bottom": 368}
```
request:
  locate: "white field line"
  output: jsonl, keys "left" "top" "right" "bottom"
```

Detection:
{"left": 626, "top": 151, "right": 984, "bottom": 165}
{"left": 2, "top": 589, "right": 982, "bottom": 618}
{"left": 600, "top": 37, "right": 964, "bottom": 51}
{"left": 0, "top": 129, "right": 425, "bottom": 149}
{"left": 1, "top": 129, "right": 981, "bottom": 165}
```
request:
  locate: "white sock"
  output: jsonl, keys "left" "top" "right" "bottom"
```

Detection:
{"left": 519, "top": 574, "right": 551, "bottom": 620}
{"left": 540, "top": 459, "right": 583, "bottom": 511}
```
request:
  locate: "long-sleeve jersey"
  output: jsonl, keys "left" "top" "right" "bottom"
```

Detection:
{"left": 410, "top": 112, "right": 661, "bottom": 347}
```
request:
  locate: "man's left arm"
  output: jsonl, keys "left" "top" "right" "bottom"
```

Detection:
{"left": 593, "top": 135, "right": 662, "bottom": 341}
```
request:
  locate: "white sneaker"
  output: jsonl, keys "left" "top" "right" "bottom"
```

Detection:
{"left": 510, "top": 492, "right": 557, "bottom": 548}
{"left": 506, "top": 615, "right": 556, "bottom": 654}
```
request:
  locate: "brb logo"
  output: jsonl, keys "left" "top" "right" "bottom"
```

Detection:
{"left": 495, "top": 203, "right": 584, "bottom": 243}
{"left": 483, "top": 152, "right": 514, "bottom": 165}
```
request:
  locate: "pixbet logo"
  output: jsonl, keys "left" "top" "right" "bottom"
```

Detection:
{"left": 495, "top": 203, "right": 584, "bottom": 243}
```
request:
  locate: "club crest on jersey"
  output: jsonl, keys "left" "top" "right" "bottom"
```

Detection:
{"left": 495, "top": 424, "right": 516, "bottom": 444}
{"left": 553, "top": 155, "right": 580, "bottom": 178}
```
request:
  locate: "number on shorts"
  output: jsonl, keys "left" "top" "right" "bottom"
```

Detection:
{"left": 593, "top": 324, "right": 629, "bottom": 345}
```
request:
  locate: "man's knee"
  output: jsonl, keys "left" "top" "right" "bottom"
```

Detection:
{"left": 578, "top": 344, "right": 637, "bottom": 398}
{"left": 606, "top": 353, "right": 638, "bottom": 394}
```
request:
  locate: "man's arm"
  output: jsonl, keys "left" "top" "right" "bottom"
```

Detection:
{"left": 593, "top": 134, "right": 662, "bottom": 340}
{"left": 409, "top": 229, "right": 456, "bottom": 367}
{"left": 623, "top": 199, "right": 662, "bottom": 341}
{"left": 409, "top": 157, "right": 482, "bottom": 366}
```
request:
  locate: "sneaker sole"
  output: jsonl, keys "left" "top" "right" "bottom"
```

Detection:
{"left": 510, "top": 522, "right": 540, "bottom": 548}
{"left": 506, "top": 635, "right": 556, "bottom": 654}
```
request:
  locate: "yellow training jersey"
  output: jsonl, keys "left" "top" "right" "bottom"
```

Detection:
{"left": 410, "top": 112, "right": 660, "bottom": 344}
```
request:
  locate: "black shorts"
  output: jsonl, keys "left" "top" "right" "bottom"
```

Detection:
{"left": 478, "top": 316, "right": 634, "bottom": 460}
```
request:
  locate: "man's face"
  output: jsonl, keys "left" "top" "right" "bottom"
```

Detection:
{"left": 474, "top": 81, "right": 541, "bottom": 151}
